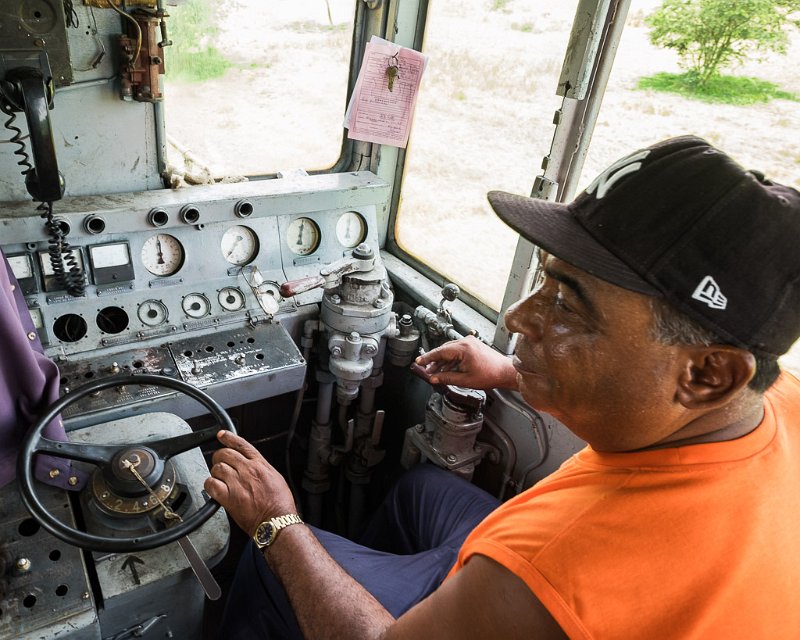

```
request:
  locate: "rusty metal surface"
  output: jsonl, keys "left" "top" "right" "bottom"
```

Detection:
{"left": 0, "top": 483, "right": 96, "bottom": 638}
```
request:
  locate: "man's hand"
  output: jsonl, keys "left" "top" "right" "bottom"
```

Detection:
{"left": 415, "top": 336, "right": 518, "bottom": 391}
{"left": 204, "top": 430, "right": 297, "bottom": 537}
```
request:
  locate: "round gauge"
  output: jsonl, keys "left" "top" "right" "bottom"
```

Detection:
{"left": 141, "top": 234, "right": 184, "bottom": 277}
{"left": 181, "top": 293, "right": 211, "bottom": 319}
{"left": 218, "top": 287, "right": 246, "bottom": 312}
{"left": 221, "top": 225, "right": 259, "bottom": 265}
{"left": 137, "top": 299, "right": 169, "bottom": 327}
{"left": 336, "top": 212, "right": 367, "bottom": 248}
{"left": 286, "top": 217, "right": 320, "bottom": 256}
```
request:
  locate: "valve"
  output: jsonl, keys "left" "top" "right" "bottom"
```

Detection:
{"left": 402, "top": 360, "right": 486, "bottom": 479}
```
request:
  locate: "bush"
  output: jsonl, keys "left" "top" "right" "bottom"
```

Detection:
{"left": 646, "top": 0, "right": 800, "bottom": 87}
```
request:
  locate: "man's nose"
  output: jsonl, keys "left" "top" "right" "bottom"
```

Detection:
{"left": 504, "top": 292, "right": 544, "bottom": 341}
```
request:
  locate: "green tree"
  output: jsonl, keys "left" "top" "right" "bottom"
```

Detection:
{"left": 646, "top": 0, "right": 800, "bottom": 86}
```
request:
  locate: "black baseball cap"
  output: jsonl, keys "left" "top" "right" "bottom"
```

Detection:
{"left": 488, "top": 135, "right": 800, "bottom": 357}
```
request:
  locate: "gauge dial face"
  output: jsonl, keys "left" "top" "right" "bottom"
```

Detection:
{"left": 8, "top": 254, "right": 33, "bottom": 279}
{"left": 141, "top": 234, "right": 184, "bottom": 277}
{"left": 182, "top": 293, "right": 211, "bottom": 319}
{"left": 218, "top": 287, "right": 246, "bottom": 312}
{"left": 90, "top": 242, "right": 131, "bottom": 269}
{"left": 336, "top": 212, "right": 367, "bottom": 248}
{"left": 286, "top": 217, "right": 320, "bottom": 256}
{"left": 221, "top": 225, "right": 259, "bottom": 265}
{"left": 137, "top": 299, "right": 169, "bottom": 326}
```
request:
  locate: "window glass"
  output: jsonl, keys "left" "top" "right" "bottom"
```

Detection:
{"left": 163, "top": 0, "right": 356, "bottom": 178}
{"left": 395, "top": 0, "right": 800, "bottom": 323}
{"left": 395, "top": 0, "right": 578, "bottom": 310}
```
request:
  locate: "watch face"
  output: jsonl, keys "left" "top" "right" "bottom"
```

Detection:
{"left": 255, "top": 522, "right": 275, "bottom": 547}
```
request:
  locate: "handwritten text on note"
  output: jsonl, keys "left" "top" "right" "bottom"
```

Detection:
{"left": 344, "top": 37, "right": 428, "bottom": 148}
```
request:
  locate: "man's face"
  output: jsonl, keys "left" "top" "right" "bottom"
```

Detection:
{"left": 504, "top": 254, "right": 690, "bottom": 452}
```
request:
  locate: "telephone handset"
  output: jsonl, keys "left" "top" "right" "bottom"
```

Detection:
{"left": 0, "top": 56, "right": 85, "bottom": 297}
{"left": 0, "top": 67, "right": 64, "bottom": 202}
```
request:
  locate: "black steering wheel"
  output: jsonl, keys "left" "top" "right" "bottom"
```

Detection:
{"left": 17, "top": 374, "right": 236, "bottom": 553}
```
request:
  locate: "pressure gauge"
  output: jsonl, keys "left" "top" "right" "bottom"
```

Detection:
{"left": 182, "top": 293, "right": 211, "bottom": 319}
{"left": 141, "top": 234, "right": 184, "bottom": 277}
{"left": 221, "top": 225, "right": 259, "bottom": 265}
{"left": 336, "top": 212, "right": 367, "bottom": 248}
{"left": 218, "top": 287, "right": 246, "bottom": 312}
{"left": 137, "top": 299, "right": 169, "bottom": 327}
{"left": 286, "top": 217, "right": 320, "bottom": 256}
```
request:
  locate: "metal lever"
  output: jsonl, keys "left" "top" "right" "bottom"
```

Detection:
{"left": 409, "top": 361, "right": 486, "bottom": 412}
{"left": 280, "top": 243, "right": 377, "bottom": 298}
{"left": 280, "top": 274, "right": 325, "bottom": 297}
{"left": 177, "top": 535, "right": 221, "bottom": 600}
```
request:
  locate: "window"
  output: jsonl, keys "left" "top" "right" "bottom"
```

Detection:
{"left": 163, "top": 0, "right": 356, "bottom": 179}
{"left": 394, "top": 1, "right": 581, "bottom": 311}
{"left": 394, "top": 0, "right": 799, "bottom": 320}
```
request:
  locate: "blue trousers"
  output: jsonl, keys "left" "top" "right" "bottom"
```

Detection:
{"left": 218, "top": 464, "right": 501, "bottom": 639}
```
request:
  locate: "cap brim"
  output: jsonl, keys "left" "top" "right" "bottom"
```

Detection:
{"left": 487, "top": 190, "right": 660, "bottom": 296}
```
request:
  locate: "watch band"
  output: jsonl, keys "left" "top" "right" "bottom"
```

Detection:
{"left": 253, "top": 513, "right": 304, "bottom": 549}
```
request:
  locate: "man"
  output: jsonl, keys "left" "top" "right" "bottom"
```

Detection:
{"left": 205, "top": 135, "right": 800, "bottom": 638}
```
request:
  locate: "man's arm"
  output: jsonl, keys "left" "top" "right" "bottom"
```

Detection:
{"left": 204, "top": 431, "right": 394, "bottom": 638}
{"left": 263, "top": 522, "right": 395, "bottom": 638}
{"left": 388, "top": 555, "right": 568, "bottom": 640}
{"left": 415, "top": 336, "right": 518, "bottom": 390}
{"left": 205, "top": 431, "right": 568, "bottom": 640}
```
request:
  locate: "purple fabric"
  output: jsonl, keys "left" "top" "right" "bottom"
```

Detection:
{"left": 0, "top": 248, "right": 85, "bottom": 490}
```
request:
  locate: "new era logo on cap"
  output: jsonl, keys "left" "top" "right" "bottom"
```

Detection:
{"left": 692, "top": 275, "right": 727, "bottom": 310}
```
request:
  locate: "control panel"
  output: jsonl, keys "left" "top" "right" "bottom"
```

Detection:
{"left": 0, "top": 171, "right": 390, "bottom": 426}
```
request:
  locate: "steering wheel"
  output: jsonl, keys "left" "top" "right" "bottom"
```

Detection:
{"left": 17, "top": 373, "right": 236, "bottom": 553}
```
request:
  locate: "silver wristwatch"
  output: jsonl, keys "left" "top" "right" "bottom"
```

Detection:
{"left": 253, "top": 513, "right": 304, "bottom": 549}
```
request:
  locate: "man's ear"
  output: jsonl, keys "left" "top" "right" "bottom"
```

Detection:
{"left": 676, "top": 346, "right": 756, "bottom": 409}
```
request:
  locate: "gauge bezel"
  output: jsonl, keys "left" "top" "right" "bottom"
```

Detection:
{"left": 218, "top": 286, "right": 246, "bottom": 312}
{"left": 286, "top": 217, "right": 321, "bottom": 256}
{"left": 141, "top": 234, "right": 185, "bottom": 277}
{"left": 221, "top": 225, "right": 260, "bottom": 266}
{"left": 181, "top": 293, "right": 211, "bottom": 319}
{"left": 137, "top": 299, "right": 169, "bottom": 327}
{"left": 335, "top": 211, "right": 368, "bottom": 249}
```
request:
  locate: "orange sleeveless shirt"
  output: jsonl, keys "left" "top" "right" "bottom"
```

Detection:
{"left": 450, "top": 372, "right": 800, "bottom": 639}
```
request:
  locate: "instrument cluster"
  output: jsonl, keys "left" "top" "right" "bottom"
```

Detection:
{"left": 6, "top": 207, "right": 375, "bottom": 350}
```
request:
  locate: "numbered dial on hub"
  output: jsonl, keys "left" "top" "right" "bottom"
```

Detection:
{"left": 182, "top": 293, "right": 211, "bottom": 319}
{"left": 141, "top": 234, "right": 184, "bottom": 277}
{"left": 137, "top": 299, "right": 169, "bottom": 326}
{"left": 218, "top": 287, "right": 246, "bottom": 312}
{"left": 221, "top": 225, "right": 259, "bottom": 265}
